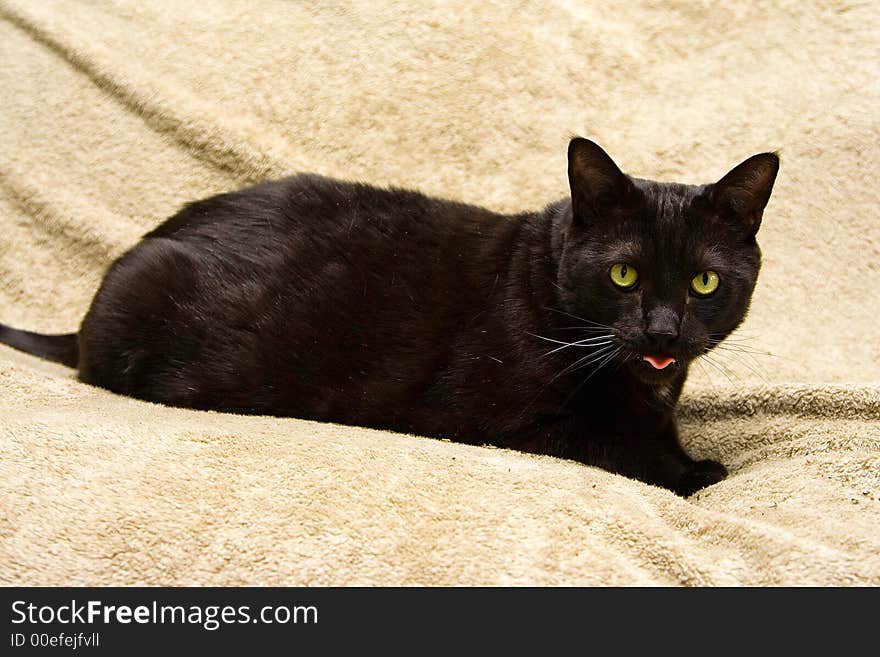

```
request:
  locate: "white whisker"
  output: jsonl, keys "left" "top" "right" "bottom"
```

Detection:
{"left": 527, "top": 333, "right": 578, "bottom": 347}
{"left": 543, "top": 336, "right": 614, "bottom": 357}
{"left": 550, "top": 344, "right": 616, "bottom": 382}
{"left": 569, "top": 346, "right": 622, "bottom": 379}
{"left": 551, "top": 326, "right": 614, "bottom": 332}
{"left": 542, "top": 307, "right": 611, "bottom": 329}
{"left": 560, "top": 346, "right": 623, "bottom": 409}
{"left": 710, "top": 347, "right": 769, "bottom": 383}
{"left": 700, "top": 352, "right": 737, "bottom": 385}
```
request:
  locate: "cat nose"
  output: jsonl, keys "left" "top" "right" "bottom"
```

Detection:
{"left": 645, "top": 307, "right": 680, "bottom": 348}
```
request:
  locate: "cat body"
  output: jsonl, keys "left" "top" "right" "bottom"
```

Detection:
{"left": 0, "top": 139, "right": 779, "bottom": 495}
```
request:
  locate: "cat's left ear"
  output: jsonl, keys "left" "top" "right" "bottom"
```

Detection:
{"left": 710, "top": 152, "right": 779, "bottom": 235}
{"left": 567, "top": 137, "right": 634, "bottom": 224}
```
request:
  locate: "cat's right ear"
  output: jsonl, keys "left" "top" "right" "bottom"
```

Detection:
{"left": 567, "top": 137, "right": 633, "bottom": 223}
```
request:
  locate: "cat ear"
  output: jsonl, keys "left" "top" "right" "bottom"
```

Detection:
{"left": 567, "top": 138, "right": 633, "bottom": 223}
{"left": 710, "top": 152, "right": 779, "bottom": 235}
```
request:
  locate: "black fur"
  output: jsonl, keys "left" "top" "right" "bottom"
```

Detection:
{"left": 0, "top": 326, "right": 78, "bottom": 368}
{"left": 0, "top": 138, "right": 778, "bottom": 496}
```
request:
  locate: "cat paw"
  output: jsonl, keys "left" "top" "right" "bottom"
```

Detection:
{"left": 674, "top": 459, "right": 728, "bottom": 497}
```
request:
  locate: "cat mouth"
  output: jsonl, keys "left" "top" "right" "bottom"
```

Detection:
{"left": 631, "top": 353, "right": 682, "bottom": 383}
{"left": 642, "top": 355, "right": 676, "bottom": 370}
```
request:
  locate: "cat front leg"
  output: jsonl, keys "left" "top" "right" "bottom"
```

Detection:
{"left": 527, "top": 416, "right": 727, "bottom": 496}
{"left": 673, "top": 458, "right": 728, "bottom": 497}
{"left": 640, "top": 421, "right": 727, "bottom": 496}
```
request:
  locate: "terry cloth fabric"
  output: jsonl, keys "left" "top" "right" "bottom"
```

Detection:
{"left": 1, "top": 0, "right": 878, "bottom": 585}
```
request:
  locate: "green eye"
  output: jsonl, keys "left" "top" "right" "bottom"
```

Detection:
{"left": 691, "top": 270, "right": 720, "bottom": 296}
{"left": 610, "top": 263, "right": 638, "bottom": 289}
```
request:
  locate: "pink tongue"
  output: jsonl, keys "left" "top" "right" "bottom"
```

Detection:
{"left": 644, "top": 355, "right": 676, "bottom": 370}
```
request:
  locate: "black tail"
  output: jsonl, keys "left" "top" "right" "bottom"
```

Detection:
{"left": 0, "top": 324, "right": 79, "bottom": 368}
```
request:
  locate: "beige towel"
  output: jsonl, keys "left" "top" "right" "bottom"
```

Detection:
{"left": 1, "top": 0, "right": 878, "bottom": 585}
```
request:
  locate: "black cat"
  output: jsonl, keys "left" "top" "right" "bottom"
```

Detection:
{"left": 0, "top": 138, "right": 778, "bottom": 496}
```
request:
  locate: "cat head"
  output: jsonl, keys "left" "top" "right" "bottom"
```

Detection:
{"left": 557, "top": 137, "right": 778, "bottom": 385}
